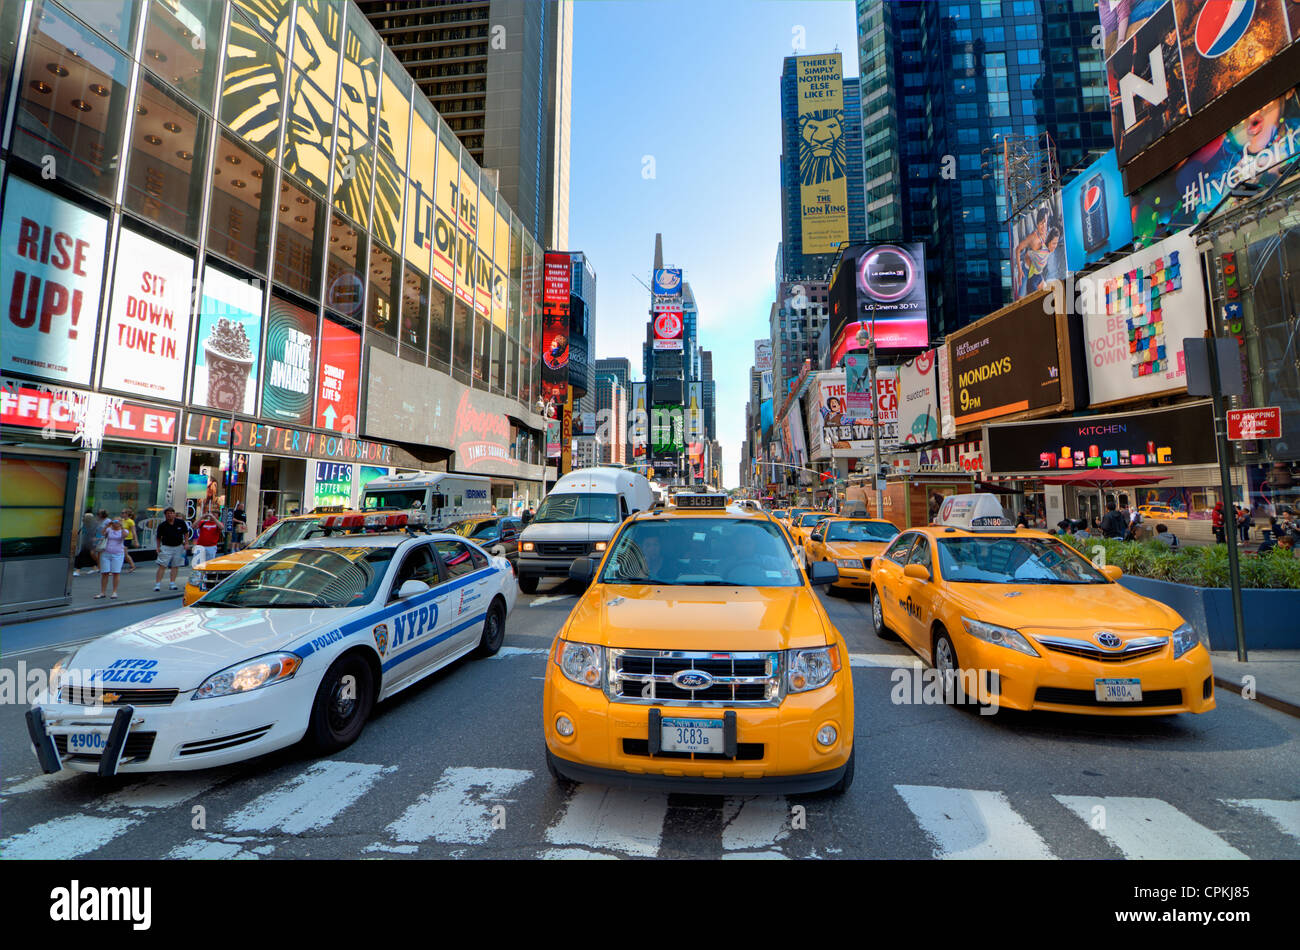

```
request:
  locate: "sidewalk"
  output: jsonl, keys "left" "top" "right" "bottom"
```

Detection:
{"left": 1210, "top": 650, "right": 1300, "bottom": 719}
{"left": 4, "top": 560, "right": 186, "bottom": 624}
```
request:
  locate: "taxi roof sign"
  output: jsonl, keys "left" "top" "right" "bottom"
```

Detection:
{"left": 934, "top": 493, "right": 1014, "bottom": 531}
{"left": 672, "top": 493, "right": 728, "bottom": 509}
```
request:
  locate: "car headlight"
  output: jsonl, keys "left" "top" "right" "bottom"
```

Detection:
{"left": 786, "top": 645, "right": 841, "bottom": 692}
{"left": 557, "top": 641, "right": 604, "bottom": 688}
{"left": 522, "top": 541, "right": 535, "bottom": 552}
{"left": 961, "top": 617, "right": 1040, "bottom": 657}
{"left": 1171, "top": 622, "right": 1201, "bottom": 659}
{"left": 834, "top": 558, "right": 863, "bottom": 569}
{"left": 49, "top": 651, "right": 78, "bottom": 692}
{"left": 192, "top": 653, "right": 302, "bottom": 700}
{"left": 594, "top": 541, "right": 607, "bottom": 552}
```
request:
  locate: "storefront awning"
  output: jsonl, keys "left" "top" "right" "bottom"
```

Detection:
{"left": 1040, "top": 471, "right": 1169, "bottom": 489}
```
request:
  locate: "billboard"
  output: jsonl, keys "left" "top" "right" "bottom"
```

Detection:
{"left": 192, "top": 265, "right": 264, "bottom": 415}
{"left": 754, "top": 339, "right": 774, "bottom": 372}
{"left": 1079, "top": 229, "right": 1209, "bottom": 406}
{"left": 1, "top": 176, "right": 108, "bottom": 386}
{"left": 807, "top": 369, "right": 897, "bottom": 461}
{"left": 897, "top": 348, "right": 941, "bottom": 445}
{"left": 630, "top": 381, "right": 648, "bottom": 459}
{"left": 652, "top": 268, "right": 682, "bottom": 296}
{"left": 844, "top": 351, "right": 872, "bottom": 415}
{"left": 541, "top": 252, "right": 571, "bottom": 413}
{"left": 313, "top": 461, "right": 354, "bottom": 509}
{"left": 653, "top": 308, "right": 684, "bottom": 351}
{"left": 261, "top": 296, "right": 318, "bottom": 427}
{"left": 686, "top": 381, "right": 703, "bottom": 443}
{"left": 101, "top": 229, "right": 195, "bottom": 402}
{"left": 1130, "top": 86, "right": 1300, "bottom": 247}
{"left": 568, "top": 294, "right": 589, "bottom": 395}
{"left": 1062, "top": 150, "right": 1135, "bottom": 272}
{"left": 1009, "top": 190, "right": 1067, "bottom": 301}
{"left": 317, "top": 317, "right": 361, "bottom": 433}
{"left": 1175, "top": 0, "right": 1292, "bottom": 116}
{"left": 829, "top": 243, "right": 930, "bottom": 364}
{"left": 795, "top": 53, "right": 850, "bottom": 255}
{"left": 1107, "top": 1, "right": 1189, "bottom": 165}
{"left": 781, "top": 404, "right": 808, "bottom": 468}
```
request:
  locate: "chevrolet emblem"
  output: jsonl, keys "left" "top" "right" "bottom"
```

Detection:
{"left": 100, "top": 692, "right": 121, "bottom": 704}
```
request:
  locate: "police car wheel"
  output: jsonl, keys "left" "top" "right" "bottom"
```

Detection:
{"left": 871, "top": 588, "right": 892, "bottom": 639}
{"left": 306, "top": 652, "right": 374, "bottom": 753}
{"left": 518, "top": 574, "right": 539, "bottom": 594}
{"left": 474, "top": 598, "right": 507, "bottom": 658}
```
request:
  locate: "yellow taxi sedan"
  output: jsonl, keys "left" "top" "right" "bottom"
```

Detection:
{"left": 790, "top": 511, "right": 831, "bottom": 548}
{"left": 543, "top": 493, "right": 854, "bottom": 795}
{"left": 804, "top": 517, "right": 900, "bottom": 594}
{"left": 868, "top": 494, "right": 1214, "bottom": 716}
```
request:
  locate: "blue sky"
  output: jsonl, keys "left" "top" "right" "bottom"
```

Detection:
{"left": 568, "top": 0, "right": 859, "bottom": 487}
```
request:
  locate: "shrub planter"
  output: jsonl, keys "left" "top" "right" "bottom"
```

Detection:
{"left": 1117, "top": 575, "right": 1300, "bottom": 650}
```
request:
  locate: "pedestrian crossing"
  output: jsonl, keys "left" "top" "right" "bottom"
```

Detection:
{"left": 2, "top": 763, "right": 1296, "bottom": 860}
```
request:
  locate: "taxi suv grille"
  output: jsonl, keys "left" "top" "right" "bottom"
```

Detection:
{"left": 55, "top": 732, "right": 157, "bottom": 760}
{"left": 534, "top": 542, "right": 590, "bottom": 558}
{"left": 60, "top": 687, "right": 180, "bottom": 706}
{"left": 608, "top": 650, "right": 781, "bottom": 706}
{"left": 1033, "top": 635, "right": 1169, "bottom": 663}
{"left": 623, "top": 739, "right": 765, "bottom": 761}
{"left": 1034, "top": 687, "right": 1183, "bottom": 708}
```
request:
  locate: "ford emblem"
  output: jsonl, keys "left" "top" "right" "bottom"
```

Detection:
{"left": 1094, "top": 631, "right": 1122, "bottom": 649}
{"left": 672, "top": 669, "right": 714, "bottom": 691}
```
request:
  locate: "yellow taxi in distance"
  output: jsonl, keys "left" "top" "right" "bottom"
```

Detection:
{"left": 804, "top": 517, "right": 900, "bottom": 593}
{"left": 790, "top": 511, "right": 831, "bottom": 548}
{"left": 543, "top": 493, "right": 854, "bottom": 795}
{"left": 868, "top": 494, "right": 1214, "bottom": 716}
{"left": 784, "top": 508, "right": 813, "bottom": 525}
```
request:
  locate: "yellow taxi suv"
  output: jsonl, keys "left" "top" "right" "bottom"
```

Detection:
{"left": 868, "top": 494, "right": 1214, "bottom": 716}
{"left": 543, "top": 493, "right": 854, "bottom": 795}
{"left": 805, "top": 517, "right": 900, "bottom": 594}
{"left": 790, "top": 511, "right": 831, "bottom": 548}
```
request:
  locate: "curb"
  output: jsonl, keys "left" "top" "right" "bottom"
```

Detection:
{"left": 2, "top": 592, "right": 184, "bottom": 626}
{"left": 1213, "top": 674, "right": 1300, "bottom": 720}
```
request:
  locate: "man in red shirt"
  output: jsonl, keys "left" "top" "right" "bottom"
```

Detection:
{"left": 194, "top": 510, "right": 224, "bottom": 565}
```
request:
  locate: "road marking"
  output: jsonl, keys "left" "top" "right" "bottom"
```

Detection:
{"left": 97, "top": 773, "right": 226, "bottom": 812}
{"left": 539, "top": 847, "right": 619, "bottom": 860}
{"left": 165, "top": 838, "right": 259, "bottom": 860}
{"left": 384, "top": 767, "right": 532, "bottom": 844}
{"left": 1220, "top": 799, "right": 1300, "bottom": 843}
{"left": 226, "top": 761, "right": 396, "bottom": 835}
{"left": 1055, "top": 795, "right": 1248, "bottom": 860}
{"left": 488, "top": 646, "right": 549, "bottom": 659}
{"left": 0, "top": 814, "right": 135, "bottom": 860}
{"left": 895, "top": 785, "right": 1055, "bottom": 859}
{"left": 1, "top": 771, "right": 75, "bottom": 797}
{"left": 722, "top": 797, "right": 791, "bottom": 854}
{"left": 543, "top": 786, "right": 668, "bottom": 858}
{"left": 850, "top": 653, "right": 922, "bottom": 668}
{"left": 721, "top": 850, "right": 789, "bottom": 860}
{"left": 529, "top": 595, "right": 574, "bottom": 607}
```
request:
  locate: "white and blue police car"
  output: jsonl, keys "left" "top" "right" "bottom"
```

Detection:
{"left": 26, "top": 515, "right": 517, "bottom": 775}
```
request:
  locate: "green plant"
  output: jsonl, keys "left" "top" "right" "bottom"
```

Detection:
{"left": 1056, "top": 533, "right": 1299, "bottom": 588}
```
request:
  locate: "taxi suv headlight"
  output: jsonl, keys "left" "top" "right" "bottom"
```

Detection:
{"left": 193, "top": 653, "right": 302, "bottom": 700}
{"left": 833, "top": 558, "right": 863, "bottom": 569}
{"left": 786, "top": 645, "right": 841, "bottom": 692}
{"left": 960, "top": 617, "right": 1040, "bottom": 657}
{"left": 1171, "top": 622, "right": 1201, "bottom": 659}
{"left": 557, "top": 640, "right": 604, "bottom": 688}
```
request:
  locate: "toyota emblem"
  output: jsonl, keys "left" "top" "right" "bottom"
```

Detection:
{"left": 1094, "top": 631, "right": 1122, "bottom": 649}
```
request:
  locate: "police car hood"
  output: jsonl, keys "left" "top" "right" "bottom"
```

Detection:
{"left": 945, "top": 583, "right": 1185, "bottom": 635}
{"left": 571, "top": 585, "right": 831, "bottom": 651}
{"left": 65, "top": 605, "right": 364, "bottom": 690}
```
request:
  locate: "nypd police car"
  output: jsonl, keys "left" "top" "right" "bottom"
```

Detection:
{"left": 26, "top": 517, "right": 517, "bottom": 775}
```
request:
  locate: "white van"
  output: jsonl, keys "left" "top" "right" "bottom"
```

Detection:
{"left": 360, "top": 472, "right": 493, "bottom": 529}
{"left": 517, "top": 467, "right": 654, "bottom": 593}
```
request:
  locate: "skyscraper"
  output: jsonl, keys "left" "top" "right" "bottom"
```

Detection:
{"left": 358, "top": 0, "right": 572, "bottom": 248}
{"left": 855, "top": 0, "right": 1112, "bottom": 336}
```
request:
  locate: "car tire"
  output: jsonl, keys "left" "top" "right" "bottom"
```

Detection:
{"left": 518, "top": 573, "right": 539, "bottom": 594}
{"left": 305, "top": 651, "right": 375, "bottom": 754}
{"left": 825, "top": 746, "right": 855, "bottom": 796}
{"left": 871, "top": 587, "right": 893, "bottom": 639}
{"left": 932, "top": 628, "right": 962, "bottom": 705}
{"left": 474, "top": 597, "right": 507, "bottom": 658}
{"left": 545, "top": 748, "right": 576, "bottom": 788}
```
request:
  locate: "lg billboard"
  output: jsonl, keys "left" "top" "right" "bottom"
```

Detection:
{"left": 828, "top": 243, "right": 929, "bottom": 366}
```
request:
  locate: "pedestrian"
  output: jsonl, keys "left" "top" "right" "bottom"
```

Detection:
{"left": 1212, "top": 502, "right": 1226, "bottom": 544}
{"left": 262, "top": 507, "right": 278, "bottom": 532}
{"left": 1072, "top": 519, "right": 1092, "bottom": 541}
{"left": 120, "top": 508, "right": 137, "bottom": 572}
{"left": 1154, "top": 523, "right": 1180, "bottom": 550}
{"left": 73, "top": 510, "right": 98, "bottom": 576}
{"left": 95, "top": 515, "right": 127, "bottom": 599}
{"left": 1237, "top": 505, "right": 1252, "bottom": 544}
{"left": 1100, "top": 501, "right": 1126, "bottom": 539}
{"left": 232, "top": 502, "right": 247, "bottom": 550}
{"left": 154, "top": 507, "right": 191, "bottom": 591}
{"left": 194, "top": 509, "right": 224, "bottom": 564}
{"left": 1016, "top": 511, "right": 1029, "bottom": 529}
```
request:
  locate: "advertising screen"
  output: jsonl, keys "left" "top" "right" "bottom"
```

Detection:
{"left": 795, "top": 53, "right": 849, "bottom": 255}
{"left": 897, "top": 348, "right": 941, "bottom": 446}
{"left": 1175, "top": 0, "right": 1292, "bottom": 116}
{"left": 1107, "top": 2, "right": 1191, "bottom": 165}
{"left": 101, "top": 229, "right": 194, "bottom": 402}
{"left": 313, "top": 461, "right": 354, "bottom": 509}
{"left": 1062, "top": 150, "right": 1135, "bottom": 272}
{"left": 1009, "top": 190, "right": 1067, "bottom": 301}
{"left": 1, "top": 177, "right": 108, "bottom": 386}
{"left": 808, "top": 369, "right": 897, "bottom": 460}
{"left": 1079, "top": 229, "right": 1208, "bottom": 406}
{"left": 192, "top": 265, "right": 264, "bottom": 415}
{"left": 652, "top": 268, "right": 682, "bottom": 296}
{"left": 754, "top": 339, "right": 773, "bottom": 372}
{"left": 541, "top": 251, "right": 571, "bottom": 413}
{"left": 261, "top": 296, "right": 318, "bottom": 427}
{"left": 630, "top": 381, "right": 647, "bottom": 459}
{"left": 317, "top": 317, "right": 361, "bottom": 433}
{"left": 829, "top": 243, "right": 929, "bottom": 363}
{"left": 653, "top": 308, "right": 684, "bottom": 351}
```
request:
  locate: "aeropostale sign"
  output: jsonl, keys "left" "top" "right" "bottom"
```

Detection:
{"left": 184, "top": 412, "right": 395, "bottom": 463}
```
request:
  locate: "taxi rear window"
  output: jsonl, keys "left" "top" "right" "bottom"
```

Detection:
{"left": 601, "top": 519, "right": 800, "bottom": 587}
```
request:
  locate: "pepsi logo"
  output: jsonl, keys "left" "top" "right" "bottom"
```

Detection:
{"left": 1084, "top": 184, "right": 1102, "bottom": 211}
{"left": 1194, "top": 0, "right": 1255, "bottom": 59}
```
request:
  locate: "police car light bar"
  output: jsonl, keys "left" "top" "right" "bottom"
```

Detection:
{"left": 674, "top": 493, "right": 728, "bottom": 509}
{"left": 321, "top": 514, "right": 365, "bottom": 529}
{"left": 934, "top": 494, "right": 1014, "bottom": 531}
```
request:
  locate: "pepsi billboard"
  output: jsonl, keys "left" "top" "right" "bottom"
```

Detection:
{"left": 828, "top": 243, "right": 929, "bottom": 366}
{"left": 1062, "top": 150, "right": 1134, "bottom": 272}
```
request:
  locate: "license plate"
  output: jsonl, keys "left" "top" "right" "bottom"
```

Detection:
{"left": 660, "top": 717, "right": 724, "bottom": 754}
{"left": 1095, "top": 678, "right": 1142, "bottom": 702}
{"left": 66, "top": 731, "right": 107, "bottom": 754}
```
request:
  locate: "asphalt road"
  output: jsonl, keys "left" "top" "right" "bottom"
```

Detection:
{"left": 2, "top": 582, "right": 1298, "bottom": 860}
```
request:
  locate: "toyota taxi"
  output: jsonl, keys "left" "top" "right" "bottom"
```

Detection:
{"left": 868, "top": 494, "right": 1214, "bottom": 716}
{"left": 790, "top": 511, "right": 831, "bottom": 547}
{"left": 27, "top": 519, "right": 517, "bottom": 775}
{"left": 804, "top": 517, "right": 900, "bottom": 593}
{"left": 543, "top": 492, "right": 854, "bottom": 795}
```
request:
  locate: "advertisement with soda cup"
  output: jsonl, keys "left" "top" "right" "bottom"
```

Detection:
{"left": 1062, "top": 149, "right": 1134, "bottom": 273}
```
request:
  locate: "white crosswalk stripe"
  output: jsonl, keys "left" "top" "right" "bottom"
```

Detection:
{"left": 895, "top": 785, "right": 1056, "bottom": 859}
{"left": 383, "top": 767, "right": 532, "bottom": 845}
{"left": 721, "top": 797, "right": 792, "bottom": 857}
{"left": 542, "top": 785, "right": 669, "bottom": 858}
{"left": 226, "top": 761, "right": 396, "bottom": 835}
{"left": 1055, "top": 795, "right": 1249, "bottom": 860}
{"left": 1220, "top": 798, "right": 1300, "bottom": 843}
{"left": 850, "top": 653, "right": 922, "bottom": 668}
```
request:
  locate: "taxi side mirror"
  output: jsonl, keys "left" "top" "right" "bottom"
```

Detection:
{"left": 1100, "top": 564, "right": 1123, "bottom": 581}
{"left": 808, "top": 561, "right": 838, "bottom": 586}
{"left": 397, "top": 580, "right": 430, "bottom": 599}
{"left": 903, "top": 563, "right": 931, "bottom": 582}
{"left": 569, "top": 557, "right": 596, "bottom": 584}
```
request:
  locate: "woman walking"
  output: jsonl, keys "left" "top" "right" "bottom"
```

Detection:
{"left": 73, "top": 510, "right": 98, "bottom": 576}
{"left": 96, "top": 515, "right": 127, "bottom": 599}
{"left": 121, "top": 507, "right": 137, "bottom": 572}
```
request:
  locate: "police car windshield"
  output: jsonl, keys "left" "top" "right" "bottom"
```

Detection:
{"left": 799, "top": 513, "right": 827, "bottom": 527}
{"left": 937, "top": 537, "right": 1108, "bottom": 584}
{"left": 249, "top": 518, "right": 321, "bottom": 549}
{"left": 363, "top": 490, "right": 425, "bottom": 510}
{"left": 600, "top": 519, "right": 800, "bottom": 587}
{"left": 533, "top": 493, "right": 620, "bottom": 524}
{"left": 827, "top": 521, "right": 898, "bottom": 542}
{"left": 201, "top": 547, "right": 396, "bottom": 607}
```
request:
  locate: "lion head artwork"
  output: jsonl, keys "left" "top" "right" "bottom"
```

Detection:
{"left": 799, "top": 109, "right": 846, "bottom": 186}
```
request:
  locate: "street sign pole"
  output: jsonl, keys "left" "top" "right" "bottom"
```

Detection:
{"left": 1205, "top": 331, "right": 1247, "bottom": 661}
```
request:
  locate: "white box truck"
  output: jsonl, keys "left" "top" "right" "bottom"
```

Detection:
{"left": 360, "top": 472, "right": 493, "bottom": 529}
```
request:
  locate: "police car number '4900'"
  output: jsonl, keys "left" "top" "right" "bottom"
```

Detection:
{"left": 660, "top": 717, "right": 724, "bottom": 754}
